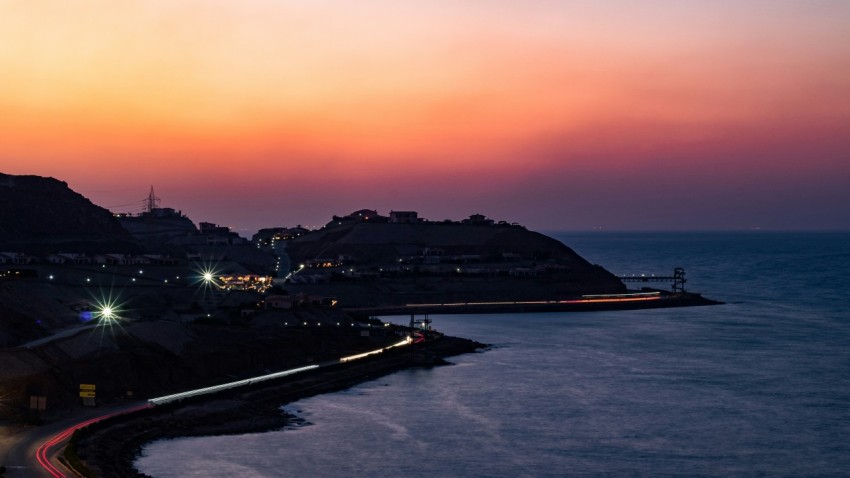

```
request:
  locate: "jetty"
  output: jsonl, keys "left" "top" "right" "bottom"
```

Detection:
{"left": 619, "top": 267, "right": 687, "bottom": 292}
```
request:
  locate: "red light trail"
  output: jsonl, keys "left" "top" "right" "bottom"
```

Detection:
{"left": 405, "top": 292, "right": 663, "bottom": 309}
{"left": 35, "top": 403, "right": 152, "bottom": 477}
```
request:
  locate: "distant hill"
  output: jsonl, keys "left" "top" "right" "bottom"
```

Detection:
{"left": 288, "top": 221, "right": 585, "bottom": 264}
{"left": 284, "top": 221, "right": 626, "bottom": 306}
{"left": 0, "top": 173, "right": 137, "bottom": 252}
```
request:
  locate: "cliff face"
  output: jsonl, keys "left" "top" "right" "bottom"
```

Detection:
{"left": 0, "top": 173, "right": 134, "bottom": 250}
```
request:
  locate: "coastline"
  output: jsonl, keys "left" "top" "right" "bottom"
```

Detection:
{"left": 347, "top": 291, "right": 721, "bottom": 318}
{"left": 68, "top": 335, "right": 483, "bottom": 477}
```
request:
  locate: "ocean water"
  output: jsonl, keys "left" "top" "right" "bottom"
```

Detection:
{"left": 136, "top": 232, "right": 850, "bottom": 477}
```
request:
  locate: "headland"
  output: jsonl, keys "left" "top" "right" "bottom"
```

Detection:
{"left": 0, "top": 173, "right": 720, "bottom": 477}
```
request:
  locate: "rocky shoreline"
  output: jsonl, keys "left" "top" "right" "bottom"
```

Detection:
{"left": 68, "top": 335, "right": 483, "bottom": 477}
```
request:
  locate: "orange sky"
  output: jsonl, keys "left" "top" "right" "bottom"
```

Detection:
{"left": 2, "top": 1, "right": 849, "bottom": 231}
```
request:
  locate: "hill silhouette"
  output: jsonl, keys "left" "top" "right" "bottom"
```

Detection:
{"left": 0, "top": 173, "right": 137, "bottom": 252}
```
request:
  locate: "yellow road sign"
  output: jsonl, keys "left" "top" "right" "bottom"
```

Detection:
{"left": 80, "top": 384, "right": 96, "bottom": 391}
{"left": 79, "top": 391, "right": 96, "bottom": 398}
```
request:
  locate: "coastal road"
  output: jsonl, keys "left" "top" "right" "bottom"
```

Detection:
{"left": 3, "top": 337, "right": 413, "bottom": 476}
{"left": 19, "top": 323, "right": 97, "bottom": 349}
{"left": 1, "top": 402, "right": 150, "bottom": 478}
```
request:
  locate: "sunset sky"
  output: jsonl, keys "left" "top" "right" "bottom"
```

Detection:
{"left": 2, "top": 1, "right": 849, "bottom": 233}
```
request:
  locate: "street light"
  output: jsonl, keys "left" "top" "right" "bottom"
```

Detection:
{"left": 195, "top": 263, "right": 221, "bottom": 289}
{"left": 93, "top": 298, "right": 123, "bottom": 325}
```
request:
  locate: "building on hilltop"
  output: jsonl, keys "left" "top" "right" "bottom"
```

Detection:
{"left": 115, "top": 187, "right": 199, "bottom": 244}
{"left": 199, "top": 222, "right": 231, "bottom": 235}
{"left": 199, "top": 222, "right": 247, "bottom": 245}
{"left": 349, "top": 209, "right": 381, "bottom": 221}
{"left": 0, "top": 252, "right": 36, "bottom": 264}
{"left": 328, "top": 209, "right": 388, "bottom": 227}
{"left": 253, "top": 226, "right": 311, "bottom": 246}
{"left": 389, "top": 210, "right": 419, "bottom": 224}
{"left": 463, "top": 213, "right": 495, "bottom": 225}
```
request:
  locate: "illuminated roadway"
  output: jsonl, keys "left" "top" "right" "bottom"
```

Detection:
{"left": 403, "top": 291, "right": 663, "bottom": 308}
{"left": 1, "top": 402, "right": 150, "bottom": 478}
{"left": 3, "top": 337, "right": 413, "bottom": 477}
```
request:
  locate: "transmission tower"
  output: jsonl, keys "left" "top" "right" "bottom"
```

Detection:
{"left": 145, "top": 186, "right": 161, "bottom": 213}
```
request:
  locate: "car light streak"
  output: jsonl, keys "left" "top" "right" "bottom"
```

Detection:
{"left": 560, "top": 296, "right": 661, "bottom": 304}
{"left": 339, "top": 349, "right": 384, "bottom": 362}
{"left": 405, "top": 292, "right": 662, "bottom": 308}
{"left": 38, "top": 327, "right": 414, "bottom": 476}
{"left": 150, "top": 336, "right": 413, "bottom": 404}
{"left": 339, "top": 337, "right": 413, "bottom": 363}
{"left": 578, "top": 292, "right": 661, "bottom": 299}
{"left": 148, "top": 364, "right": 320, "bottom": 406}
{"left": 36, "top": 403, "right": 152, "bottom": 478}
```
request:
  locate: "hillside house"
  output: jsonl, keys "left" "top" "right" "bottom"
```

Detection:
{"left": 389, "top": 210, "right": 419, "bottom": 223}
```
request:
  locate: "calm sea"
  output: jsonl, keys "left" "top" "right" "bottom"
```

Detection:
{"left": 136, "top": 232, "right": 850, "bottom": 477}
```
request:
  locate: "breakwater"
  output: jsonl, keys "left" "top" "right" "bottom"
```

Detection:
{"left": 347, "top": 291, "right": 720, "bottom": 319}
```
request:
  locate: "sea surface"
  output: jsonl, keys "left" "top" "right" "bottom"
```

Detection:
{"left": 136, "top": 232, "right": 850, "bottom": 477}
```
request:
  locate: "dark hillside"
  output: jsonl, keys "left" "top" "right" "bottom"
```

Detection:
{"left": 0, "top": 173, "right": 135, "bottom": 251}
{"left": 285, "top": 221, "right": 626, "bottom": 306}
{"left": 288, "top": 222, "right": 585, "bottom": 264}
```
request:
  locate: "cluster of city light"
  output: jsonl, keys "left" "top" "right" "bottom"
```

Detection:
{"left": 195, "top": 262, "right": 273, "bottom": 292}
{"left": 217, "top": 274, "right": 272, "bottom": 292}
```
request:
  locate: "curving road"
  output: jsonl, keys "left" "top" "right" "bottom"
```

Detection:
{"left": 1, "top": 402, "right": 150, "bottom": 478}
{"left": 2, "top": 336, "right": 413, "bottom": 476}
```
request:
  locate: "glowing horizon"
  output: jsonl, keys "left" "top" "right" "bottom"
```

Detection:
{"left": 2, "top": 1, "right": 849, "bottom": 231}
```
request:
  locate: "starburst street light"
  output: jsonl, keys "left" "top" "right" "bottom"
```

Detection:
{"left": 102, "top": 306, "right": 113, "bottom": 318}
{"left": 93, "top": 298, "right": 122, "bottom": 324}
{"left": 85, "top": 288, "right": 126, "bottom": 327}
{"left": 194, "top": 262, "right": 222, "bottom": 290}
{"left": 199, "top": 268, "right": 218, "bottom": 289}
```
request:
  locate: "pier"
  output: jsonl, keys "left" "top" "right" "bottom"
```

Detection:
{"left": 619, "top": 267, "right": 687, "bottom": 292}
{"left": 346, "top": 290, "right": 722, "bottom": 319}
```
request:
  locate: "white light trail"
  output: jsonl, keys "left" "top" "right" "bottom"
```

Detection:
{"left": 339, "top": 337, "right": 413, "bottom": 363}
{"left": 148, "top": 364, "right": 319, "bottom": 406}
{"left": 149, "top": 335, "right": 413, "bottom": 406}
